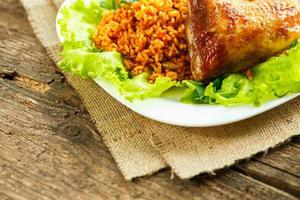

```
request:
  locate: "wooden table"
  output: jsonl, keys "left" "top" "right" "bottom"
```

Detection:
{"left": 0, "top": 0, "right": 299, "bottom": 199}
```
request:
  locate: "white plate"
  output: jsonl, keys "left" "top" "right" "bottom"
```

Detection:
{"left": 56, "top": 0, "right": 300, "bottom": 127}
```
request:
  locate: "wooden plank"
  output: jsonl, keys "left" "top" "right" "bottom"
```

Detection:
{"left": 0, "top": 0, "right": 299, "bottom": 199}
{"left": 256, "top": 140, "right": 300, "bottom": 178}
{"left": 236, "top": 160, "right": 300, "bottom": 197}
{"left": 235, "top": 138, "right": 300, "bottom": 197}
{"left": 0, "top": 192, "right": 15, "bottom": 200}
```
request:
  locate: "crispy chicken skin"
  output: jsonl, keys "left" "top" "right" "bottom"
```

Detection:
{"left": 187, "top": 0, "right": 300, "bottom": 81}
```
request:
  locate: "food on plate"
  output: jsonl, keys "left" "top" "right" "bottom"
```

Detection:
{"left": 187, "top": 0, "right": 300, "bottom": 80}
{"left": 93, "top": 0, "right": 190, "bottom": 83}
{"left": 58, "top": 0, "right": 300, "bottom": 106}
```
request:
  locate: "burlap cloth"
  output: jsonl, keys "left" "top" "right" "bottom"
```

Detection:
{"left": 20, "top": 0, "right": 300, "bottom": 180}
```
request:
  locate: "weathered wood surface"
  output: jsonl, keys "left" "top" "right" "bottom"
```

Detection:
{"left": 0, "top": 0, "right": 299, "bottom": 199}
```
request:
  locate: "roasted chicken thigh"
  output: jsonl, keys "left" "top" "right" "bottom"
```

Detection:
{"left": 187, "top": 0, "right": 300, "bottom": 80}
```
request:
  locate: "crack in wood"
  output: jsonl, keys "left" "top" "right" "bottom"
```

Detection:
{"left": 13, "top": 74, "right": 50, "bottom": 93}
{"left": 0, "top": 65, "right": 50, "bottom": 92}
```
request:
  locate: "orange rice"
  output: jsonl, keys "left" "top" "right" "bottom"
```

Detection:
{"left": 93, "top": 0, "right": 191, "bottom": 83}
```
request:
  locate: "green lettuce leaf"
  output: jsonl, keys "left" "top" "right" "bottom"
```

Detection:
{"left": 59, "top": 49, "right": 127, "bottom": 84}
{"left": 120, "top": 73, "right": 176, "bottom": 100}
{"left": 204, "top": 74, "right": 257, "bottom": 105}
{"left": 253, "top": 44, "right": 300, "bottom": 97}
{"left": 58, "top": 0, "right": 105, "bottom": 48}
{"left": 181, "top": 80, "right": 208, "bottom": 104}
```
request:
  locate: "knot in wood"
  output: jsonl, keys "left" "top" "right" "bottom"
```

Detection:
{"left": 64, "top": 125, "right": 81, "bottom": 137}
{"left": 55, "top": 116, "right": 94, "bottom": 144}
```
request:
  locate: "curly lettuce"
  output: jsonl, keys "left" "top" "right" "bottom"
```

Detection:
{"left": 184, "top": 43, "right": 300, "bottom": 106}
{"left": 58, "top": 0, "right": 300, "bottom": 105}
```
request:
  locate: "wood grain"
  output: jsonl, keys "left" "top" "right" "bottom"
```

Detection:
{"left": 0, "top": 0, "right": 299, "bottom": 199}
